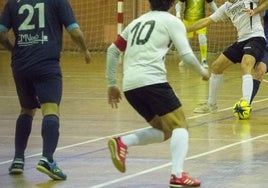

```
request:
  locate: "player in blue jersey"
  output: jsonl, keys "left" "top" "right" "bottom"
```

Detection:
{"left": 0, "top": 0, "right": 90, "bottom": 180}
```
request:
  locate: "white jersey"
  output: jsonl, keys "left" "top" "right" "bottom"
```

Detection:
{"left": 119, "top": 11, "right": 195, "bottom": 91}
{"left": 210, "top": 0, "right": 265, "bottom": 42}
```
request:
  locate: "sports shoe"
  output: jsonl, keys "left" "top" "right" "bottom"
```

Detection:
{"left": 108, "top": 137, "right": 128, "bottom": 173}
{"left": 194, "top": 103, "right": 218, "bottom": 113}
{"left": 36, "top": 157, "right": 67, "bottom": 180}
{"left": 169, "top": 172, "right": 201, "bottom": 187}
{"left": 9, "top": 158, "right": 24, "bottom": 175}
{"left": 202, "top": 60, "right": 209, "bottom": 68}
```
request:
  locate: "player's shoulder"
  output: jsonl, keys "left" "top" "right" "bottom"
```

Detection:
{"left": 130, "top": 11, "right": 178, "bottom": 26}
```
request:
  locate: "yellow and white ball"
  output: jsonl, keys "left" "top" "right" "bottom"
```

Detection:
{"left": 233, "top": 99, "right": 251, "bottom": 120}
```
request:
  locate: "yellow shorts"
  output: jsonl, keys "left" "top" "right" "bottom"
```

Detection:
{"left": 183, "top": 19, "right": 207, "bottom": 38}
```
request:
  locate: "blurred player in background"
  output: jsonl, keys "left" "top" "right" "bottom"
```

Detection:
{"left": 0, "top": 0, "right": 90, "bottom": 180}
{"left": 263, "top": 9, "right": 268, "bottom": 48}
{"left": 187, "top": 0, "right": 268, "bottom": 116}
{"left": 106, "top": 0, "right": 209, "bottom": 187}
{"left": 175, "top": 0, "right": 218, "bottom": 68}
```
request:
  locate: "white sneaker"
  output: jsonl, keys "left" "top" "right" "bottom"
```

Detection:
{"left": 178, "top": 60, "right": 185, "bottom": 67}
{"left": 194, "top": 103, "right": 218, "bottom": 113}
{"left": 202, "top": 60, "right": 209, "bottom": 68}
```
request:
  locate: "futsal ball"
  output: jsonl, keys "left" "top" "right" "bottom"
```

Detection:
{"left": 232, "top": 99, "right": 251, "bottom": 120}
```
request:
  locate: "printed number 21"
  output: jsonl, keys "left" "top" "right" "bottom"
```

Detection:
{"left": 130, "top": 20, "right": 155, "bottom": 46}
{"left": 18, "top": 3, "right": 45, "bottom": 31}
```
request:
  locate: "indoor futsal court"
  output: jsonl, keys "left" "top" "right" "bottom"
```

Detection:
{"left": 1, "top": 51, "right": 268, "bottom": 188}
{"left": 1, "top": 0, "right": 268, "bottom": 188}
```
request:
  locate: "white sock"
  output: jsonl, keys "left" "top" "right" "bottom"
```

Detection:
{"left": 170, "top": 128, "right": 189, "bottom": 178}
{"left": 242, "top": 74, "right": 253, "bottom": 104}
{"left": 207, "top": 73, "right": 223, "bottom": 105}
{"left": 121, "top": 127, "right": 164, "bottom": 147}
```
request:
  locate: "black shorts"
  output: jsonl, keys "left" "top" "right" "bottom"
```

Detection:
{"left": 260, "top": 49, "right": 268, "bottom": 73}
{"left": 223, "top": 37, "right": 266, "bottom": 63}
{"left": 124, "top": 83, "right": 181, "bottom": 122}
{"left": 13, "top": 66, "right": 62, "bottom": 109}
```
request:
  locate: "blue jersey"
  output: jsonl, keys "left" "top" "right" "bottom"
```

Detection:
{"left": 0, "top": 0, "right": 79, "bottom": 72}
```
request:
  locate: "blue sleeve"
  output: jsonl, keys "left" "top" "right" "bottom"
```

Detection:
{"left": 66, "top": 23, "right": 79, "bottom": 32}
{"left": 0, "top": 1, "right": 11, "bottom": 31}
{"left": 0, "top": 24, "right": 9, "bottom": 32}
{"left": 57, "top": 0, "right": 78, "bottom": 30}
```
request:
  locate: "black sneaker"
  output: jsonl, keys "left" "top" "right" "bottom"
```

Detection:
{"left": 36, "top": 157, "right": 67, "bottom": 180}
{"left": 9, "top": 158, "right": 24, "bottom": 175}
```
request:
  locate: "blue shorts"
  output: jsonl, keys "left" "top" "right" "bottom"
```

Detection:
{"left": 13, "top": 64, "right": 62, "bottom": 109}
{"left": 223, "top": 37, "right": 266, "bottom": 64}
{"left": 124, "top": 83, "right": 181, "bottom": 122}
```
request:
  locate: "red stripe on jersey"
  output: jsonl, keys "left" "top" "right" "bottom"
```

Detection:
{"left": 117, "top": 13, "right": 123, "bottom": 23}
{"left": 114, "top": 35, "right": 127, "bottom": 52}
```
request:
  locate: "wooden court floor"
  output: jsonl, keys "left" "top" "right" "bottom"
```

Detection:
{"left": 0, "top": 51, "right": 268, "bottom": 188}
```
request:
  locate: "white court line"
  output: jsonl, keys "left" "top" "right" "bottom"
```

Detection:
{"left": 90, "top": 133, "right": 268, "bottom": 188}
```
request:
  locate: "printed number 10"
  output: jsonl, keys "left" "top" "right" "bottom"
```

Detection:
{"left": 130, "top": 20, "right": 155, "bottom": 46}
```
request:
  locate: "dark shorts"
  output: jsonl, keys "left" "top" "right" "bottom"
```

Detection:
{"left": 13, "top": 65, "right": 62, "bottom": 109}
{"left": 260, "top": 49, "right": 268, "bottom": 73}
{"left": 124, "top": 83, "right": 181, "bottom": 122}
{"left": 223, "top": 37, "right": 266, "bottom": 63}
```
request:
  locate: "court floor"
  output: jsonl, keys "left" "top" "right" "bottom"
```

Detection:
{"left": 0, "top": 51, "right": 268, "bottom": 188}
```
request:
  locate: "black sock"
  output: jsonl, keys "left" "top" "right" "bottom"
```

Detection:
{"left": 14, "top": 114, "right": 33, "bottom": 160}
{"left": 250, "top": 79, "right": 261, "bottom": 104}
{"left": 41, "top": 115, "right": 59, "bottom": 163}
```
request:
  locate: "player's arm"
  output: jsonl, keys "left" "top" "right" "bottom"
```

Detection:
{"left": 106, "top": 35, "right": 126, "bottom": 108}
{"left": 170, "top": 20, "right": 209, "bottom": 80}
{"left": 207, "top": 0, "right": 218, "bottom": 11}
{"left": 244, "top": 0, "right": 268, "bottom": 16}
{"left": 175, "top": 0, "right": 184, "bottom": 18}
{"left": 186, "top": 17, "right": 214, "bottom": 32}
{"left": 0, "top": 30, "right": 13, "bottom": 51}
{"left": 69, "top": 27, "right": 91, "bottom": 64}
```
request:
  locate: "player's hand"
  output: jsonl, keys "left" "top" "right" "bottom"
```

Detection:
{"left": 244, "top": 8, "right": 254, "bottom": 16}
{"left": 201, "top": 69, "right": 210, "bottom": 81}
{"left": 84, "top": 50, "right": 91, "bottom": 64}
{"left": 108, "top": 86, "right": 122, "bottom": 108}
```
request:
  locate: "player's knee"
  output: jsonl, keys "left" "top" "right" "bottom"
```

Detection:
{"left": 20, "top": 108, "right": 36, "bottom": 117}
{"left": 163, "top": 130, "right": 172, "bottom": 140}
{"left": 162, "top": 122, "right": 187, "bottom": 140}
{"left": 41, "top": 103, "right": 59, "bottom": 116}
{"left": 254, "top": 62, "right": 266, "bottom": 81}
{"left": 198, "top": 34, "right": 207, "bottom": 45}
{"left": 211, "top": 61, "right": 224, "bottom": 74}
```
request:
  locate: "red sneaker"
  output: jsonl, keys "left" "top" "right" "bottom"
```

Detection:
{"left": 169, "top": 172, "right": 201, "bottom": 187}
{"left": 108, "top": 137, "right": 128, "bottom": 173}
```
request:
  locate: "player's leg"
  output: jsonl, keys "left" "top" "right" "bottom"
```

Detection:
{"left": 108, "top": 85, "right": 167, "bottom": 173}
{"left": 197, "top": 27, "right": 208, "bottom": 68}
{"left": 159, "top": 108, "right": 201, "bottom": 187}
{"left": 123, "top": 83, "right": 200, "bottom": 186}
{"left": 194, "top": 53, "right": 233, "bottom": 113}
{"left": 9, "top": 73, "right": 38, "bottom": 175}
{"left": 251, "top": 51, "right": 268, "bottom": 103}
{"left": 240, "top": 37, "right": 266, "bottom": 104}
{"left": 34, "top": 72, "right": 66, "bottom": 180}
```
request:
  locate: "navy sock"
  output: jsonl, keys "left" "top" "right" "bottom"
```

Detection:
{"left": 14, "top": 114, "right": 33, "bottom": 160}
{"left": 250, "top": 79, "right": 260, "bottom": 104}
{"left": 41, "top": 115, "right": 59, "bottom": 163}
